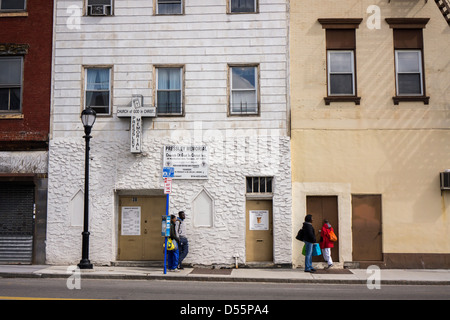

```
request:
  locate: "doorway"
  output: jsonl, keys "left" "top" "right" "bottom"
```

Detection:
{"left": 352, "top": 194, "right": 383, "bottom": 261}
{"left": 246, "top": 200, "right": 273, "bottom": 262}
{"left": 118, "top": 196, "right": 166, "bottom": 261}
{"left": 306, "top": 196, "right": 339, "bottom": 263}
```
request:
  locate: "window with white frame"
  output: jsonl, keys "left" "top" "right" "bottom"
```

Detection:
{"left": 157, "top": 0, "right": 183, "bottom": 15}
{"left": 246, "top": 177, "right": 273, "bottom": 194}
{"left": 85, "top": 67, "right": 111, "bottom": 115}
{"left": 0, "top": 0, "right": 26, "bottom": 10}
{"left": 87, "top": 0, "right": 113, "bottom": 16}
{"left": 229, "top": 65, "right": 259, "bottom": 115}
{"left": 156, "top": 67, "right": 183, "bottom": 115}
{"left": 327, "top": 50, "right": 355, "bottom": 96}
{"left": 395, "top": 50, "right": 423, "bottom": 96}
{"left": 230, "top": 0, "right": 257, "bottom": 13}
{"left": 0, "top": 57, "right": 22, "bottom": 112}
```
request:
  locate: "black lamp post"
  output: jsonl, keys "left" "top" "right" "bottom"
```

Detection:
{"left": 78, "top": 107, "right": 97, "bottom": 270}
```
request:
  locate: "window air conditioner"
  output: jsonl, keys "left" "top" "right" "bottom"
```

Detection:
{"left": 440, "top": 171, "right": 450, "bottom": 192}
{"left": 88, "top": 5, "right": 112, "bottom": 16}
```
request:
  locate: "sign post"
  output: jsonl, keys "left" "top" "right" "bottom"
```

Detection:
{"left": 162, "top": 167, "right": 174, "bottom": 274}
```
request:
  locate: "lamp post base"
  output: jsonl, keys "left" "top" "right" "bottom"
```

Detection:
{"left": 77, "top": 259, "right": 93, "bottom": 270}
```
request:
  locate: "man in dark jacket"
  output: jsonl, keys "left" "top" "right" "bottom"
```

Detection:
{"left": 303, "top": 214, "right": 316, "bottom": 273}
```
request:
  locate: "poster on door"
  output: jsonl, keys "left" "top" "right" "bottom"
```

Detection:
{"left": 121, "top": 207, "right": 141, "bottom": 236}
{"left": 249, "top": 210, "right": 269, "bottom": 230}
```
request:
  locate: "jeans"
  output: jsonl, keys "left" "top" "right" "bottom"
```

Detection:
{"left": 304, "top": 241, "right": 313, "bottom": 271}
{"left": 178, "top": 237, "right": 189, "bottom": 267}
{"left": 167, "top": 247, "right": 179, "bottom": 270}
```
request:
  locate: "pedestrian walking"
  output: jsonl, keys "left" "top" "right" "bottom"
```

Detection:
{"left": 176, "top": 210, "right": 189, "bottom": 270}
{"left": 167, "top": 214, "right": 180, "bottom": 272}
{"left": 302, "top": 214, "right": 316, "bottom": 273}
{"left": 319, "top": 219, "right": 335, "bottom": 269}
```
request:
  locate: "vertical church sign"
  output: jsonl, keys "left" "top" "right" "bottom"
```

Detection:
{"left": 117, "top": 95, "right": 156, "bottom": 153}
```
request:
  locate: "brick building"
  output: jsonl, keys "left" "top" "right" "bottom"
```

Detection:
{"left": 0, "top": 0, "right": 53, "bottom": 264}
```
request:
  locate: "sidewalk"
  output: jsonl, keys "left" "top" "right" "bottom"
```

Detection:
{"left": 1, "top": 265, "right": 449, "bottom": 285}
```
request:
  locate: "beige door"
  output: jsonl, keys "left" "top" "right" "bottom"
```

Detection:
{"left": 118, "top": 196, "right": 166, "bottom": 261}
{"left": 246, "top": 200, "right": 273, "bottom": 262}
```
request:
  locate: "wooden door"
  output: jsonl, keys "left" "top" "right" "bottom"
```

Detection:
{"left": 246, "top": 200, "right": 273, "bottom": 262}
{"left": 352, "top": 195, "right": 383, "bottom": 261}
{"left": 118, "top": 196, "right": 166, "bottom": 261}
{"left": 306, "top": 196, "right": 339, "bottom": 262}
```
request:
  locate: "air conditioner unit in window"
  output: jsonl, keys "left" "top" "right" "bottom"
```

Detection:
{"left": 88, "top": 5, "right": 112, "bottom": 16}
{"left": 440, "top": 171, "right": 450, "bottom": 193}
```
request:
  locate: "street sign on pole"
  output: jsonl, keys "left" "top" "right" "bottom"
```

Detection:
{"left": 162, "top": 167, "right": 174, "bottom": 275}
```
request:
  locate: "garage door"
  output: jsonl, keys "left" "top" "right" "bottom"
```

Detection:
{"left": 0, "top": 184, "right": 34, "bottom": 264}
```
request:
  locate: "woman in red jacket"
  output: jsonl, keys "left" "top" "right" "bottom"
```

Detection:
{"left": 319, "top": 219, "right": 334, "bottom": 269}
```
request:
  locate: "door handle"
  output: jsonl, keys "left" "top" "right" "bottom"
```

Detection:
{"left": 144, "top": 229, "right": 148, "bottom": 234}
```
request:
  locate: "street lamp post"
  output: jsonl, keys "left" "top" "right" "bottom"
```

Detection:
{"left": 78, "top": 107, "right": 97, "bottom": 270}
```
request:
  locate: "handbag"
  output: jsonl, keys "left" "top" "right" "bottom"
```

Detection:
{"left": 165, "top": 238, "right": 178, "bottom": 251}
{"left": 329, "top": 230, "right": 338, "bottom": 242}
{"left": 312, "top": 243, "right": 322, "bottom": 256}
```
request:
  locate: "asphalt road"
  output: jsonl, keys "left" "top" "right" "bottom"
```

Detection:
{"left": 0, "top": 278, "right": 449, "bottom": 301}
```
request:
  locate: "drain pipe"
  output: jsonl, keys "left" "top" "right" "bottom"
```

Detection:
{"left": 233, "top": 254, "right": 239, "bottom": 269}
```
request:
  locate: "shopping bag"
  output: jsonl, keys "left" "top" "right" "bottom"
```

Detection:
{"left": 329, "top": 230, "right": 338, "bottom": 242}
{"left": 302, "top": 244, "right": 306, "bottom": 256}
{"left": 312, "top": 243, "right": 322, "bottom": 256}
{"left": 164, "top": 238, "right": 178, "bottom": 251}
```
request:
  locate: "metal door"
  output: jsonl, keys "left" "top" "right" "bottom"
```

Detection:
{"left": 352, "top": 195, "right": 383, "bottom": 261}
{"left": 246, "top": 200, "right": 273, "bottom": 262}
{"left": 306, "top": 196, "right": 339, "bottom": 262}
{"left": 118, "top": 196, "right": 166, "bottom": 261}
{"left": 0, "top": 184, "right": 34, "bottom": 264}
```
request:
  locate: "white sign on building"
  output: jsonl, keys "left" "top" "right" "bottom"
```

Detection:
{"left": 163, "top": 145, "right": 208, "bottom": 179}
{"left": 249, "top": 210, "right": 269, "bottom": 230}
{"left": 121, "top": 207, "right": 141, "bottom": 236}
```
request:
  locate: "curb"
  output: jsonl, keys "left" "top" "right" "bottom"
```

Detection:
{"left": 1, "top": 272, "right": 449, "bottom": 286}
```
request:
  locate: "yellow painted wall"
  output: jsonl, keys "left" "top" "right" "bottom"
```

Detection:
{"left": 290, "top": 0, "right": 450, "bottom": 265}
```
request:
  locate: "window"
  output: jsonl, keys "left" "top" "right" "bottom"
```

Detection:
{"left": 87, "top": 0, "right": 113, "bottom": 16}
{"left": 328, "top": 51, "right": 355, "bottom": 96}
{"left": 0, "top": 57, "right": 22, "bottom": 112}
{"left": 230, "top": 0, "right": 257, "bottom": 13}
{"left": 157, "top": 0, "right": 183, "bottom": 15}
{"left": 318, "top": 19, "right": 362, "bottom": 105}
{"left": 0, "top": 0, "right": 26, "bottom": 10}
{"left": 229, "top": 65, "right": 259, "bottom": 115}
{"left": 246, "top": 177, "right": 273, "bottom": 194}
{"left": 85, "top": 68, "right": 111, "bottom": 115}
{"left": 386, "top": 18, "right": 429, "bottom": 105}
{"left": 395, "top": 50, "right": 423, "bottom": 96}
{"left": 156, "top": 67, "right": 183, "bottom": 115}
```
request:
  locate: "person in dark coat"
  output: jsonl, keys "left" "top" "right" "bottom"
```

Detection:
{"left": 303, "top": 214, "right": 316, "bottom": 273}
{"left": 167, "top": 215, "right": 180, "bottom": 272}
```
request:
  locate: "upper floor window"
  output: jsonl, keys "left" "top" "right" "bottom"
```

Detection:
{"left": 395, "top": 50, "right": 423, "bottom": 96}
{"left": 87, "top": 0, "right": 113, "bottom": 16}
{"left": 318, "top": 18, "right": 362, "bottom": 105}
{"left": 327, "top": 50, "right": 355, "bottom": 96}
{"left": 229, "top": 65, "right": 259, "bottom": 115}
{"left": 0, "top": 0, "right": 26, "bottom": 11}
{"left": 85, "top": 67, "right": 111, "bottom": 115}
{"left": 230, "top": 0, "right": 257, "bottom": 13}
{"left": 156, "top": 0, "right": 183, "bottom": 15}
{"left": 156, "top": 67, "right": 184, "bottom": 116}
{"left": 0, "top": 57, "right": 22, "bottom": 113}
{"left": 386, "top": 18, "right": 429, "bottom": 105}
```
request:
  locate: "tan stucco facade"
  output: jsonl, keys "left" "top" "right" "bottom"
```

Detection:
{"left": 290, "top": 0, "right": 450, "bottom": 268}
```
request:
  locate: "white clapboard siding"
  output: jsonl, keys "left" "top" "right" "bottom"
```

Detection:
{"left": 53, "top": 0, "right": 288, "bottom": 135}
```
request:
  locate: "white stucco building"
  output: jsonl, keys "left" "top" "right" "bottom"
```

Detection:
{"left": 47, "top": 0, "right": 291, "bottom": 267}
